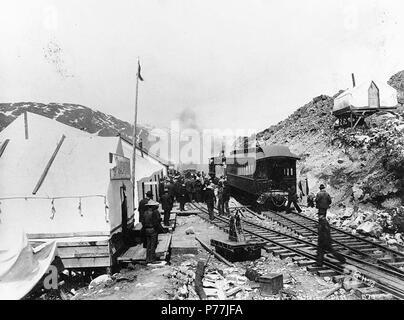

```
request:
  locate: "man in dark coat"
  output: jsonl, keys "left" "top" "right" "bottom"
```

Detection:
{"left": 178, "top": 183, "right": 187, "bottom": 211}
{"left": 205, "top": 184, "right": 216, "bottom": 220}
{"left": 222, "top": 181, "right": 231, "bottom": 215}
{"left": 217, "top": 182, "right": 224, "bottom": 215}
{"left": 138, "top": 191, "right": 153, "bottom": 224}
{"left": 185, "top": 178, "right": 194, "bottom": 203}
{"left": 315, "top": 184, "right": 346, "bottom": 266}
{"left": 160, "top": 189, "right": 173, "bottom": 226}
{"left": 142, "top": 200, "right": 164, "bottom": 263}
{"left": 138, "top": 191, "right": 153, "bottom": 248}
{"left": 315, "top": 184, "right": 332, "bottom": 216}
{"left": 285, "top": 185, "right": 302, "bottom": 213}
{"left": 194, "top": 178, "right": 202, "bottom": 202}
{"left": 167, "top": 180, "right": 176, "bottom": 203}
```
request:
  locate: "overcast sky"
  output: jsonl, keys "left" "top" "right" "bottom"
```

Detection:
{"left": 1, "top": 0, "right": 404, "bottom": 133}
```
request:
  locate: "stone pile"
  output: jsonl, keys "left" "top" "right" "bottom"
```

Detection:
{"left": 166, "top": 260, "right": 198, "bottom": 300}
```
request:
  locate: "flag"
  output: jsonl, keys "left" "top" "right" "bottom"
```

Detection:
{"left": 137, "top": 60, "right": 144, "bottom": 81}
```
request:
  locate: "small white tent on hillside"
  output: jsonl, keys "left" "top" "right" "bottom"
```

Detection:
{"left": 333, "top": 79, "right": 398, "bottom": 128}
{"left": 0, "top": 112, "right": 164, "bottom": 269}
{"left": 334, "top": 80, "right": 398, "bottom": 113}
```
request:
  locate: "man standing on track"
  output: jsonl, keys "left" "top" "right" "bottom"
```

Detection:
{"left": 222, "top": 180, "right": 231, "bottom": 215}
{"left": 205, "top": 183, "right": 216, "bottom": 220}
{"left": 315, "top": 184, "right": 346, "bottom": 266}
{"left": 285, "top": 185, "right": 302, "bottom": 214}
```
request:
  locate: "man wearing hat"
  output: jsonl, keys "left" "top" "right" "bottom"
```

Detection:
{"left": 161, "top": 188, "right": 173, "bottom": 226}
{"left": 138, "top": 191, "right": 153, "bottom": 248}
{"left": 315, "top": 184, "right": 331, "bottom": 216}
{"left": 205, "top": 183, "right": 216, "bottom": 220}
{"left": 143, "top": 200, "right": 163, "bottom": 263}
{"left": 139, "top": 191, "right": 153, "bottom": 225}
{"left": 315, "top": 184, "right": 346, "bottom": 266}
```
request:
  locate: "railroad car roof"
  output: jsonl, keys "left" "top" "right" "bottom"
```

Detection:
{"left": 257, "top": 145, "right": 300, "bottom": 160}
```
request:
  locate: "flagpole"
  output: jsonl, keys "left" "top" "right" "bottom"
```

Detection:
{"left": 132, "top": 58, "right": 140, "bottom": 209}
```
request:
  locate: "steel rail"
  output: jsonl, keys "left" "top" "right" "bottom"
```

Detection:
{"left": 189, "top": 202, "right": 404, "bottom": 299}
{"left": 253, "top": 209, "right": 404, "bottom": 276}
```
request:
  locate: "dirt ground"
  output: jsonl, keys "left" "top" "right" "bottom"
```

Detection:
{"left": 68, "top": 211, "right": 358, "bottom": 300}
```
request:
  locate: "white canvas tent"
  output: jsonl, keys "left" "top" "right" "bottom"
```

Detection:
{"left": 334, "top": 80, "right": 398, "bottom": 113}
{"left": 0, "top": 223, "right": 57, "bottom": 300}
{"left": 0, "top": 112, "right": 165, "bottom": 268}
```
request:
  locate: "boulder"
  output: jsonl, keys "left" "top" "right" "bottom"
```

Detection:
{"left": 88, "top": 274, "right": 112, "bottom": 289}
{"left": 357, "top": 221, "right": 383, "bottom": 237}
{"left": 178, "top": 284, "right": 188, "bottom": 297}
{"left": 352, "top": 184, "right": 364, "bottom": 200}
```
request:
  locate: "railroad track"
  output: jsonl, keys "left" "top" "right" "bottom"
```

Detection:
{"left": 260, "top": 209, "right": 404, "bottom": 274}
{"left": 188, "top": 202, "right": 404, "bottom": 300}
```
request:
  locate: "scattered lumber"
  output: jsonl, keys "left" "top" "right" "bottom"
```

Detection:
{"left": 195, "top": 260, "right": 207, "bottom": 300}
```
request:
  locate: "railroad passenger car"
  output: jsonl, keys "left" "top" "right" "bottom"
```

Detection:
{"left": 209, "top": 145, "right": 300, "bottom": 210}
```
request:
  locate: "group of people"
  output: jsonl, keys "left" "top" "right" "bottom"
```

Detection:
{"left": 285, "top": 183, "right": 346, "bottom": 267}
{"left": 138, "top": 171, "right": 232, "bottom": 263}
{"left": 139, "top": 170, "right": 345, "bottom": 267}
{"left": 158, "top": 171, "right": 231, "bottom": 220}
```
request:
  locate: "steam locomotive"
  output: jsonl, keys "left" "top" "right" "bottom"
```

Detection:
{"left": 209, "top": 145, "right": 300, "bottom": 210}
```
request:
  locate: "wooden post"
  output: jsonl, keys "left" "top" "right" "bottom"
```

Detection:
{"left": 24, "top": 111, "right": 29, "bottom": 139}
{"left": 350, "top": 112, "right": 353, "bottom": 128}
{"left": 195, "top": 261, "right": 207, "bottom": 300}
{"left": 131, "top": 58, "right": 141, "bottom": 209}
{"left": 32, "top": 134, "right": 66, "bottom": 194}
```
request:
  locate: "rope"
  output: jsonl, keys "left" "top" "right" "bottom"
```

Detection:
{"left": 0, "top": 195, "right": 109, "bottom": 222}
{"left": 104, "top": 197, "right": 110, "bottom": 223}
{"left": 78, "top": 198, "right": 83, "bottom": 217}
{"left": 50, "top": 199, "right": 56, "bottom": 220}
{"left": 0, "top": 195, "right": 106, "bottom": 201}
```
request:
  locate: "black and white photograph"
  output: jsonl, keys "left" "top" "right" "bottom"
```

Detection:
{"left": 1, "top": 0, "right": 404, "bottom": 306}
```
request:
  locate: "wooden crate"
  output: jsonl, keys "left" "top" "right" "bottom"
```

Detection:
{"left": 210, "top": 239, "right": 265, "bottom": 262}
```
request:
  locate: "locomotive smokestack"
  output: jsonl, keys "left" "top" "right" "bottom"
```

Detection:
{"left": 351, "top": 73, "right": 356, "bottom": 88}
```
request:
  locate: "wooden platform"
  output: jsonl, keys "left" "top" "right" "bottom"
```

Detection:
{"left": 171, "top": 236, "right": 199, "bottom": 255}
{"left": 29, "top": 235, "right": 113, "bottom": 269}
{"left": 117, "top": 233, "right": 172, "bottom": 262}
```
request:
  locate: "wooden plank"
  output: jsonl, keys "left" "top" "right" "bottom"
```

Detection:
{"left": 59, "top": 252, "right": 110, "bottom": 259}
{"left": 117, "top": 245, "right": 146, "bottom": 262}
{"left": 156, "top": 233, "right": 172, "bottom": 256}
{"left": 57, "top": 245, "right": 109, "bottom": 258}
{"left": 57, "top": 241, "right": 109, "bottom": 247}
{"left": 62, "top": 256, "right": 111, "bottom": 269}
{"left": 32, "top": 134, "right": 66, "bottom": 195}
{"left": 195, "top": 260, "right": 207, "bottom": 300}
{"left": 27, "top": 231, "right": 110, "bottom": 239}
{"left": 118, "top": 233, "right": 172, "bottom": 262}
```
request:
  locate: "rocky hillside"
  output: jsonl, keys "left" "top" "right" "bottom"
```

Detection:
{"left": 0, "top": 102, "right": 154, "bottom": 150}
{"left": 389, "top": 70, "right": 404, "bottom": 106}
{"left": 257, "top": 83, "right": 404, "bottom": 243}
